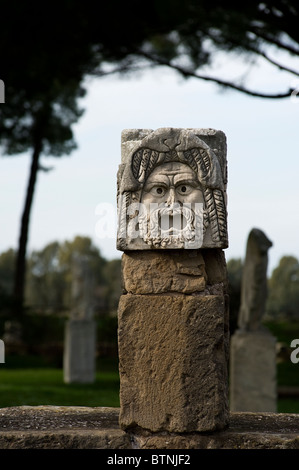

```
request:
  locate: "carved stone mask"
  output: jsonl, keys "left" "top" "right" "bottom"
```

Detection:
{"left": 117, "top": 128, "right": 228, "bottom": 251}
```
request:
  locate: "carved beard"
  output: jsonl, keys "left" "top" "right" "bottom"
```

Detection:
{"left": 138, "top": 202, "right": 201, "bottom": 248}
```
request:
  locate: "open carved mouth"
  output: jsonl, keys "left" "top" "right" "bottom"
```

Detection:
{"left": 148, "top": 205, "right": 194, "bottom": 239}
{"left": 159, "top": 213, "right": 188, "bottom": 234}
{"left": 133, "top": 202, "right": 203, "bottom": 248}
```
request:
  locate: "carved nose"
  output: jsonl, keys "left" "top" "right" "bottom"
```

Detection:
{"left": 166, "top": 188, "right": 176, "bottom": 206}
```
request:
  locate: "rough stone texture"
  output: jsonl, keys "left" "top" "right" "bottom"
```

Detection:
{"left": 130, "top": 411, "right": 299, "bottom": 449}
{"left": 0, "top": 406, "right": 130, "bottom": 449}
{"left": 118, "top": 293, "right": 229, "bottom": 433}
{"left": 118, "top": 249, "right": 229, "bottom": 433}
{"left": 122, "top": 250, "right": 207, "bottom": 294}
{"left": 201, "top": 249, "right": 228, "bottom": 286}
{"left": 122, "top": 249, "right": 228, "bottom": 296}
{"left": 0, "top": 407, "right": 299, "bottom": 449}
{"left": 230, "top": 330, "right": 277, "bottom": 412}
{"left": 63, "top": 320, "right": 96, "bottom": 384}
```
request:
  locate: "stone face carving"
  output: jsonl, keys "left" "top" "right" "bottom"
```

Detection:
{"left": 238, "top": 228, "right": 273, "bottom": 331}
{"left": 117, "top": 128, "right": 228, "bottom": 250}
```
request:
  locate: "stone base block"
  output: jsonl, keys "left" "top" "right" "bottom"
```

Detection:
{"left": 122, "top": 250, "right": 207, "bottom": 294}
{"left": 0, "top": 407, "right": 299, "bottom": 449}
{"left": 63, "top": 320, "right": 96, "bottom": 384}
{"left": 118, "top": 294, "right": 229, "bottom": 433}
{"left": 230, "top": 329, "right": 277, "bottom": 412}
{"left": 121, "top": 249, "right": 228, "bottom": 295}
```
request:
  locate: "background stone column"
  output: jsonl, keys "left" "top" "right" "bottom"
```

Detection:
{"left": 117, "top": 128, "right": 229, "bottom": 433}
{"left": 230, "top": 228, "right": 277, "bottom": 412}
{"left": 230, "top": 329, "right": 277, "bottom": 412}
{"left": 63, "top": 319, "right": 96, "bottom": 384}
{"left": 63, "top": 254, "right": 96, "bottom": 384}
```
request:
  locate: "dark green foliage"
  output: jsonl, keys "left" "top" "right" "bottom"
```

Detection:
{"left": 266, "top": 320, "right": 299, "bottom": 389}
{"left": 24, "top": 236, "right": 120, "bottom": 316}
{"left": 0, "top": 237, "right": 120, "bottom": 316}
{"left": 266, "top": 320, "right": 299, "bottom": 346}
{"left": 267, "top": 256, "right": 299, "bottom": 320}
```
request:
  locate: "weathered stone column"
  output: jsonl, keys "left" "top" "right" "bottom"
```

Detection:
{"left": 63, "top": 319, "right": 96, "bottom": 384}
{"left": 117, "top": 128, "right": 229, "bottom": 432}
{"left": 230, "top": 228, "right": 277, "bottom": 412}
{"left": 63, "top": 254, "right": 96, "bottom": 384}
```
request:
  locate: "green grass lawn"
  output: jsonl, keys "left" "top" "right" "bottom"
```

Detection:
{"left": 0, "top": 357, "right": 120, "bottom": 408}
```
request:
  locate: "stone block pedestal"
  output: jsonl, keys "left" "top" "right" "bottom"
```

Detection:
{"left": 118, "top": 250, "right": 229, "bottom": 433}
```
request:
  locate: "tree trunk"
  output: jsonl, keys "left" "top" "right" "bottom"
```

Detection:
{"left": 13, "top": 138, "right": 43, "bottom": 315}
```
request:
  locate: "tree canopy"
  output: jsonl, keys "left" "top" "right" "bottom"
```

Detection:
{"left": 93, "top": 0, "right": 299, "bottom": 99}
{"left": 0, "top": 236, "right": 121, "bottom": 318}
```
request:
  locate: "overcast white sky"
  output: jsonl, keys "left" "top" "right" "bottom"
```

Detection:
{"left": 1, "top": 51, "right": 299, "bottom": 275}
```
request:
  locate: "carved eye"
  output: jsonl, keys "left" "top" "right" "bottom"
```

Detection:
{"left": 150, "top": 186, "right": 166, "bottom": 196}
{"left": 177, "top": 184, "right": 192, "bottom": 195}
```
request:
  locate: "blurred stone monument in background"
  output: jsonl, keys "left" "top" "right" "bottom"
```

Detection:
{"left": 230, "top": 228, "right": 277, "bottom": 412}
{"left": 117, "top": 127, "right": 230, "bottom": 432}
{"left": 63, "top": 254, "right": 96, "bottom": 384}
